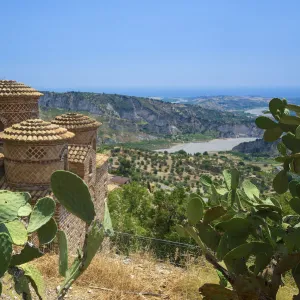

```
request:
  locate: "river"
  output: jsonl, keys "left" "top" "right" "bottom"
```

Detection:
{"left": 157, "top": 137, "right": 258, "bottom": 154}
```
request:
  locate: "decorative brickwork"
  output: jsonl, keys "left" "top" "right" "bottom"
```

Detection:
{"left": 0, "top": 80, "right": 109, "bottom": 254}
{"left": 0, "top": 119, "right": 74, "bottom": 143}
{"left": 0, "top": 119, "right": 73, "bottom": 189}
{"left": 0, "top": 81, "right": 42, "bottom": 132}
{"left": 70, "top": 130, "right": 98, "bottom": 148}
{"left": 5, "top": 160, "right": 64, "bottom": 187}
{"left": 51, "top": 113, "right": 100, "bottom": 149}
{"left": 57, "top": 205, "right": 86, "bottom": 250}
{"left": 4, "top": 144, "right": 66, "bottom": 162}
{"left": 0, "top": 101, "right": 39, "bottom": 127}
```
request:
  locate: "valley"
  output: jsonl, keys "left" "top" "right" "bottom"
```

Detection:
{"left": 39, "top": 91, "right": 262, "bottom": 145}
{"left": 107, "top": 147, "right": 277, "bottom": 194}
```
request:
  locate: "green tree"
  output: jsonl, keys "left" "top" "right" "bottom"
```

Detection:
{"left": 108, "top": 183, "right": 152, "bottom": 236}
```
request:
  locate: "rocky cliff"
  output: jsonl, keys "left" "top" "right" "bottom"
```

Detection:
{"left": 39, "top": 91, "right": 262, "bottom": 142}
{"left": 232, "top": 138, "right": 279, "bottom": 156}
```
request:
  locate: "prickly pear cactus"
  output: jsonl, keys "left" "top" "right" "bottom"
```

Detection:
{"left": 37, "top": 218, "right": 58, "bottom": 245}
{"left": 19, "top": 263, "right": 46, "bottom": 300}
{"left": 0, "top": 220, "right": 27, "bottom": 246}
{"left": 176, "top": 99, "right": 300, "bottom": 300}
{"left": 50, "top": 170, "right": 114, "bottom": 299}
{"left": 0, "top": 167, "right": 112, "bottom": 299}
{"left": 0, "top": 233, "right": 12, "bottom": 277}
{"left": 0, "top": 189, "right": 55, "bottom": 299}
{"left": 51, "top": 170, "right": 95, "bottom": 224}
{"left": 256, "top": 98, "right": 300, "bottom": 193}
{"left": 58, "top": 230, "right": 68, "bottom": 277}
{"left": 27, "top": 197, "right": 56, "bottom": 233}
{"left": 0, "top": 191, "right": 30, "bottom": 222}
{"left": 177, "top": 165, "right": 300, "bottom": 299}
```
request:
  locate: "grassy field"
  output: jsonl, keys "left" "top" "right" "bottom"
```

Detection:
{"left": 2, "top": 252, "right": 295, "bottom": 299}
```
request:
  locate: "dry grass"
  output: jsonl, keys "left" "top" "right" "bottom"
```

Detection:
{"left": 33, "top": 253, "right": 218, "bottom": 299}
{"left": 20, "top": 253, "right": 298, "bottom": 300}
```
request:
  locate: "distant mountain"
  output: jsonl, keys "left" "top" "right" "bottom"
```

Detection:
{"left": 39, "top": 91, "right": 262, "bottom": 144}
{"left": 161, "top": 95, "right": 270, "bottom": 111}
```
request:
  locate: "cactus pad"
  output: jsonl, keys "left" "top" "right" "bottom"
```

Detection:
{"left": 19, "top": 263, "right": 45, "bottom": 300}
{"left": 200, "top": 175, "right": 212, "bottom": 187}
{"left": 203, "top": 206, "right": 226, "bottom": 224}
{"left": 10, "top": 243, "right": 43, "bottom": 266}
{"left": 196, "top": 222, "right": 220, "bottom": 252}
{"left": 82, "top": 220, "right": 105, "bottom": 270}
{"left": 0, "top": 191, "right": 30, "bottom": 223}
{"left": 269, "top": 98, "right": 284, "bottom": 117}
{"left": 58, "top": 230, "right": 68, "bottom": 277}
{"left": 282, "top": 132, "right": 300, "bottom": 152}
{"left": 255, "top": 116, "right": 278, "bottom": 129}
{"left": 242, "top": 180, "right": 260, "bottom": 200}
{"left": 216, "top": 218, "right": 251, "bottom": 237}
{"left": 0, "top": 232, "right": 12, "bottom": 277}
{"left": 184, "top": 225, "right": 205, "bottom": 250}
{"left": 217, "top": 232, "right": 247, "bottom": 260}
{"left": 176, "top": 224, "right": 188, "bottom": 237}
{"left": 13, "top": 274, "right": 32, "bottom": 299}
{"left": 223, "top": 169, "right": 232, "bottom": 190}
{"left": 37, "top": 218, "right": 58, "bottom": 245}
{"left": 273, "top": 170, "right": 289, "bottom": 194}
{"left": 103, "top": 202, "right": 114, "bottom": 236}
{"left": 277, "top": 142, "right": 287, "bottom": 156}
{"left": 51, "top": 171, "right": 95, "bottom": 224}
{"left": 223, "top": 242, "right": 273, "bottom": 275}
{"left": 199, "top": 283, "right": 238, "bottom": 300}
{"left": 0, "top": 220, "right": 27, "bottom": 246}
{"left": 187, "top": 196, "right": 203, "bottom": 225}
{"left": 263, "top": 127, "right": 283, "bottom": 142}
{"left": 18, "top": 203, "right": 32, "bottom": 217}
{"left": 290, "top": 198, "right": 300, "bottom": 215}
{"left": 230, "top": 168, "right": 240, "bottom": 190}
{"left": 27, "top": 197, "right": 55, "bottom": 233}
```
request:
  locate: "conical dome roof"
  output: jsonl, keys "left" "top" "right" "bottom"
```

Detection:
{"left": 0, "top": 119, "right": 74, "bottom": 143}
{"left": 0, "top": 80, "right": 43, "bottom": 98}
{"left": 51, "top": 113, "right": 101, "bottom": 131}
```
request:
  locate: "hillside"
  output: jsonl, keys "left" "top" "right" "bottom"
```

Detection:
{"left": 39, "top": 92, "right": 261, "bottom": 144}
{"left": 232, "top": 138, "right": 279, "bottom": 156}
{"left": 162, "top": 95, "right": 270, "bottom": 110}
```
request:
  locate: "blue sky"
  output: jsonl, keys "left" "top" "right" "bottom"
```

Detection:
{"left": 1, "top": 1, "right": 300, "bottom": 94}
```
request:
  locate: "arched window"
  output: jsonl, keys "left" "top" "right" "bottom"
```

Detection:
{"left": 64, "top": 154, "right": 68, "bottom": 170}
{"left": 89, "top": 158, "right": 93, "bottom": 175}
{"left": 0, "top": 120, "right": 4, "bottom": 146}
{"left": 92, "top": 138, "right": 97, "bottom": 151}
{"left": 60, "top": 147, "right": 68, "bottom": 170}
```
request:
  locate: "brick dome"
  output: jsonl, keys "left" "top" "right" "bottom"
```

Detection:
{"left": 0, "top": 119, "right": 74, "bottom": 143}
{"left": 51, "top": 113, "right": 101, "bottom": 131}
{"left": 0, "top": 80, "right": 43, "bottom": 98}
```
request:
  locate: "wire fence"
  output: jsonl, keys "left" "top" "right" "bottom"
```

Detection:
{"left": 111, "top": 231, "right": 202, "bottom": 266}
{"left": 43, "top": 230, "right": 202, "bottom": 267}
